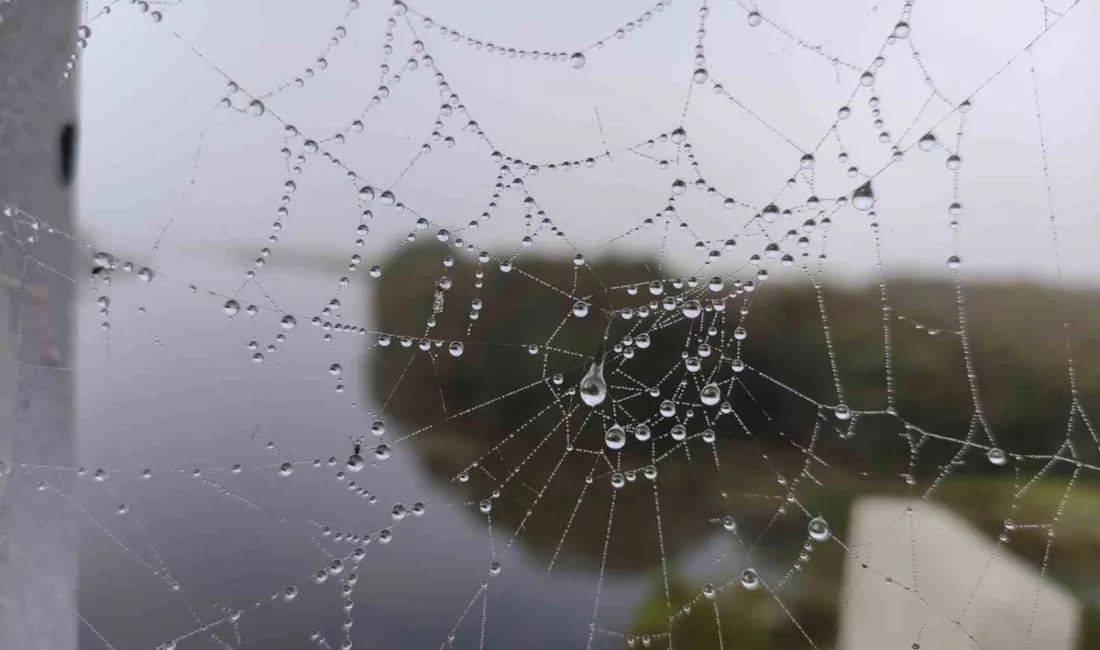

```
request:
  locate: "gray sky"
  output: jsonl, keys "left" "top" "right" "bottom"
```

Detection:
{"left": 78, "top": 0, "right": 1100, "bottom": 290}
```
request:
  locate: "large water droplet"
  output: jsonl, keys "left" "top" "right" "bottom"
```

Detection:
{"left": 579, "top": 356, "right": 607, "bottom": 407}
{"left": 570, "top": 52, "right": 586, "bottom": 69}
{"left": 249, "top": 99, "right": 265, "bottom": 116}
{"left": 740, "top": 568, "right": 760, "bottom": 590}
{"left": 987, "top": 448, "right": 1007, "bottom": 466}
{"left": 700, "top": 383, "right": 721, "bottom": 406}
{"left": 852, "top": 182, "right": 875, "bottom": 211}
{"left": 605, "top": 425, "right": 626, "bottom": 450}
{"left": 808, "top": 516, "right": 831, "bottom": 542}
{"left": 347, "top": 454, "right": 365, "bottom": 472}
{"left": 747, "top": 11, "right": 762, "bottom": 26}
{"left": 918, "top": 133, "right": 937, "bottom": 151}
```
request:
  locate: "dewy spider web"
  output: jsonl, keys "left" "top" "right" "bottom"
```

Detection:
{"left": 1, "top": 0, "right": 1099, "bottom": 649}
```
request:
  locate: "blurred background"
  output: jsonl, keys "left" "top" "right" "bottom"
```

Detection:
{"left": 2, "top": 0, "right": 1099, "bottom": 649}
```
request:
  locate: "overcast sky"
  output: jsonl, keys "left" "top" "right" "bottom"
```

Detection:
{"left": 77, "top": 0, "right": 1100, "bottom": 291}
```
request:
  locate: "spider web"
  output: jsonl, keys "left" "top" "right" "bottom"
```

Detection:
{"left": 2, "top": 0, "right": 1100, "bottom": 649}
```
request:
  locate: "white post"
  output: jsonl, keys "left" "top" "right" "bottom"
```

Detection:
{"left": 837, "top": 496, "right": 1080, "bottom": 650}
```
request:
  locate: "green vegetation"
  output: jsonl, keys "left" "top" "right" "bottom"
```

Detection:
{"left": 365, "top": 243, "right": 1100, "bottom": 648}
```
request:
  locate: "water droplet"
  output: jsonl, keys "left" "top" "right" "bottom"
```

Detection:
{"left": 448, "top": 341, "right": 464, "bottom": 357}
{"left": 808, "top": 516, "right": 831, "bottom": 541}
{"left": 740, "top": 568, "right": 760, "bottom": 590}
{"left": 347, "top": 454, "right": 365, "bottom": 472}
{"left": 281, "top": 315, "right": 297, "bottom": 329}
{"left": 852, "top": 182, "right": 875, "bottom": 211}
{"left": 671, "top": 179, "right": 687, "bottom": 195}
{"left": 279, "top": 462, "right": 294, "bottom": 476}
{"left": 987, "top": 448, "right": 1007, "bottom": 466}
{"left": 635, "top": 423, "right": 652, "bottom": 441}
{"left": 946, "top": 255, "right": 961, "bottom": 270}
{"left": 860, "top": 71, "right": 875, "bottom": 86}
{"left": 692, "top": 68, "right": 709, "bottom": 84}
{"left": 392, "top": 1, "right": 407, "bottom": 16}
{"left": 747, "top": 11, "right": 762, "bottom": 26}
{"left": 283, "top": 586, "right": 298, "bottom": 602}
{"left": 835, "top": 404, "right": 851, "bottom": 420}
{"left": 224, "top": 300, "right": 241, "bottom": 316}
{"left": 702, "top": 583, "right": 717, "bottom": 599}
{"left": 249, "top": 99, "right": 265, "bottom": 116}
{"left": 799, "top": 153, "right": 815, "bottom": 170}
{"left": 918, "top": 133, "right": 937, "bottom": 151}
{"left": 670, "top": 424, "right": 687, "bottom": 441}
{"left": 722, "top": 516, "right": 737, "bottom": 532}
{"left": 570, "top": 52, "right": 586, "bottom": 69}
{"left": 893, "top": 22, "right": 911, "bottom": 39}
{"left": 579, "top": 357, "right": 607, "bottom": 407}
{"left": 660, "top": 400, "right": 676, "bottom": 417}
{"left": 700, "top": 383, "right": 721, "bottom": 406}
{"left": 370, "top": 265, "right": 383, "bottom": 278}
{"left": 605, "top": 424, "right": 627, "bottom": 450}
{"left": 479, "top": 499, "right": 492, "bottom": 513}
{"left": 681, "top": 301, "right": 701, "bottom": 319}
{"left": 375, "top": 444, "right": 391, "bottom": 460}
{"left": 610, "top": 473, "right": 626, "bottom": 489}
{"left": 946, "top": 155, "right": 961, "bottom": 170}
{"left": 359, "top": 186, "right": 375, "bottom": 202}
{"left": 838, "top": 106, "right": 851, "bottom": 120}
{"left": 573, "top": 301, "right": 589, "bottom": 317}
{"left": 138, "top": 267, "right": 154, "bottom": 282}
